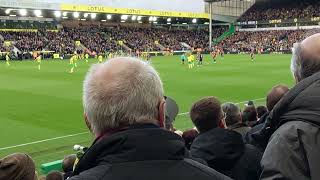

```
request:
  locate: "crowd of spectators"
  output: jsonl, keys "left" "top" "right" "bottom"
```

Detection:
{"left": 220, "top": 29, "right": 320, "bottom": 53}
{"left": 0, "top": 26, "right": 226, "bottom": 54}
{"left": 239, "top": 0, "right": 320, "bottom": 21}
{"left": 3, "top": 33, "right": 320, "bottom": 180}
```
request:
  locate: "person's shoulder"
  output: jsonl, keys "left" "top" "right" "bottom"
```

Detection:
{"left": 273, "top": 121, "right": 319, "bottom": 139}
{"left": 68, "top": 164, "right": 112, "bottom": 180}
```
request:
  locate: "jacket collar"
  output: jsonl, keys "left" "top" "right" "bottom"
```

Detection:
{"left": 73, "top": 124, "right": 186, "bottom": 176}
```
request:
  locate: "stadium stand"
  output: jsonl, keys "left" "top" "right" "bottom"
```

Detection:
{"left": 239, "top": 0, "right": 320, "bottom": 21}
{"left": 3, "top": 0, "right": 320, "bottom": 180}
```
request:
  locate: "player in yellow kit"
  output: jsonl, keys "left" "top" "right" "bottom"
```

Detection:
{"left": 5, "top": 53, "right": 10, "bottom": 66}
{"left": 98, "top": 54, "right": 103, "bottom": 63}
{"left": 69, "top": 55, "right": 77, "bottom": 73}
{"left": 108, "top": 52, "right": 113, "bottom": 60}
{"left": 85, "top": 53, "right": 89, "bottom": 63}
{"left": 188, "top": 53, "right": 195, "bottom": 69}
{"left": 36, "top": 55, "right": 41, "bottom": 70}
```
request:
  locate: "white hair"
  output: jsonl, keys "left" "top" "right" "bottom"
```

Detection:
{"left": 291, "top": 43, "right": 302, "bottom": 81}
{"left": 83, "top": 57, "right": 164, "bottom": 134}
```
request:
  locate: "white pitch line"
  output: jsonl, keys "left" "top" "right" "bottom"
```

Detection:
{"left": 0, "top": 97, "right": 265, "bottom": 151}
{"left": 0, "top": 132, "right": 88, "bottom": 151}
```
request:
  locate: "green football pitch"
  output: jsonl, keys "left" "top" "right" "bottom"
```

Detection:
{"left": 0, "top": 54, "right": 294, "bottom": 170}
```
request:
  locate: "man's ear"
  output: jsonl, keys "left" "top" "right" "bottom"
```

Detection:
{"left": 157, "top": 99, "right": 166, "bottom": 128}
{"left": 84, "top": 112, "right": 93, "bottom": 133}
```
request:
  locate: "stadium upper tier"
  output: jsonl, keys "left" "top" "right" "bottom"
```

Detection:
{"left": 219, "top": 29, "right": 320, "bottom": 53}
{"left": 239, "top": 0, "right": 320, "bottom": 21}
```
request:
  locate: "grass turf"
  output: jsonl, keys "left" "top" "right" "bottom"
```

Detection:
{"left": 0, "top": 54, "right": 294, "bottom": 171}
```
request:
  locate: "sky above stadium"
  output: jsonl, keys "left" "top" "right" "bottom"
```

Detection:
{"left": 0, "top": 0, "right": 205, "bottom": 13}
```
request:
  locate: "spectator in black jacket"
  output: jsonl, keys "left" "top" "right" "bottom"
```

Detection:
{"left": 69, "top": 58, "right": 230, "bottom": 180}
{"left": 190, "top": 97, "right": 262, "bottom": 180}
{"left": 62, "top": 154, "right": 76, "bottom": 179}
{"left": 256, "top": 106, "right": 268, "bottom": 119}
{"left": 242, "top": 105, "right": 258, "bottom": 127}
{"left": 46, "top": 171, "right": 63, "bottom": 180}
{"left": 260, "top": 34, "right": 320, "bottom": 180}
{"left": 0, "top": 153, "right": 37, "bottom": 180}
{"left": 222, "top": 102, "right": 251, "bottom": 137}
{"left": 244, "top": 84, "right": 289, "bottom": 151}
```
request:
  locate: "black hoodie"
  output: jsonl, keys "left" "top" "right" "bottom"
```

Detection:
{"left": 190, "top": 128, "right": 262, "bottom": 180}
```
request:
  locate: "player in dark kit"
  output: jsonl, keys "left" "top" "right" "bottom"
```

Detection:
{"left": 197, "top": 52, "right": 203, "bottom": 65}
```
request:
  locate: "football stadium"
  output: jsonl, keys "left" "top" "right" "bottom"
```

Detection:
{"left": 0, "top": 0, "right": 319, "bottom": 179}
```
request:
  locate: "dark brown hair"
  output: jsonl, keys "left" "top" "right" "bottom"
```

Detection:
{"left": 190, "top": 97, "right": 222, "bottom": 133}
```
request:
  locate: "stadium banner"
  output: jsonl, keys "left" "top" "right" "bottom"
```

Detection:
{"left": 0, "top": 29, "right": 38, "bottom": 32}
{"left": 238, "top": 16, "right": 320, "bottom": 26}
{"left": 53, "top": 54, "right": 60, "bottom": 59}
{"left": 61, "top": 4, "right": 209, "bottom": 18}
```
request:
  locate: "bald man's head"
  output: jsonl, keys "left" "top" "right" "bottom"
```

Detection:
{"left": 291, "top": 33, "right": 320, "bottom": 82}
{"left": 83, "top": 57, "right": 164, "bottom": 135}
{"left": 266, "top": 85, "right": 289, "bottom": 111}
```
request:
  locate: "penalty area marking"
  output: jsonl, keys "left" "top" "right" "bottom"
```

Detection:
{"left": 0, "top": 97, "right": 265, "bottom": 151}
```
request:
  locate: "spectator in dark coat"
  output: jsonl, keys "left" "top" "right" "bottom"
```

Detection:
{"left": 244, "top": 84, "right": 289, "bottom": 151}
{"left": 62, "top": 154, "right": 76, "bottom": 179}
{"left": 261, "top": 34, "right": 320, "bottom": 180}
{"left": 190, "top": 97, "right": 262, "bottom": 180}
{"left": 46, "top": 171, "right": 63, "bottom": 180}
{"left": 222, "top": 102, "right": 251, "bottom": 137}
{"left": 242, "top": 105, "right": 258, "bottom": 127}
{"left": 68, "top": 58, "right": 230, "bottom": 180}
{"left": 256, "top": 106, "right": 268, "bottom": 119}
{"left": 0, "top": 153, "right": 37, "bottom": 180}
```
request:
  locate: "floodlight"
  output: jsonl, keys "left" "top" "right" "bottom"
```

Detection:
{"left": 91, "top": 13, "right": 97, "bottom": 19}
{"left": 19, "top": 9, "right": 27, "bottom": 16}
{"left": 5, "top": 9, "right": 11, "bottom": 15}
{"left": 34, "top": 10, "right": 42, "bottom": 17}
{"left": 73, "top": 12, "right": 80, "bottom": 18}
{"left": 121, "top": 15, "right": 128, "bottom": 20}
{"left": 54, "top": 11, "right": 61, "bottom": 18}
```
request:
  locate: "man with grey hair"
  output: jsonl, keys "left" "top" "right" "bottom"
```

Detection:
{"left": 260, "top": 34, "right": 320, "bottom": 180}
{"left": 222, "top": 102, "right": 250, "bottom": 137}
{"left": 69, "top": 57, "right": 230, "bottom": 180}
